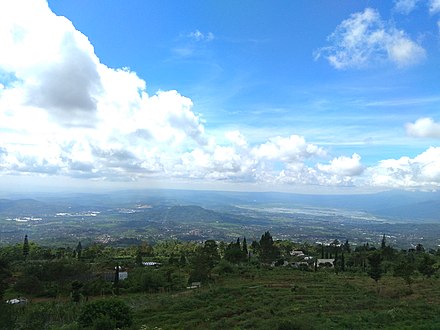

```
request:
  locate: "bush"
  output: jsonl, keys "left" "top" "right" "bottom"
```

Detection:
{"left": 78, "top": 298, "right": 132, "bottom": 329}
{"left": 14, "top": 274, "right": 43, "bottom": 295}
{"left": 0, "top": 303, "right": 17, "bottom": 329}
{"left": 213, "top": 260, "right": 235, "bottom": 275}
{"left": 92, "top": 315, "right": 117, "bottom": 330}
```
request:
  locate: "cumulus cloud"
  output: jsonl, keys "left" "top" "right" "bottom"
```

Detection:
{"left": 26, "top": 33, "right": 102, "bottom": 125}
{"left": 1, "top": 0, "right": 338, "bottom": 187}
{"left": 406, "top": 117, "right": 440, "bottom": 138}
{"left": 316, "top": 8, "right": 426, "bottom": 69}
{"left": 317, "top": 154, "right": 364, "bottom": 177}
{"left": 369, "top": 147, "right": 440, "bottom": 188}
{"left": 252, "top": 135, "right": 326, "bottom": 163}
{"left": 0, "top": 0, "right": 102, "bottom": 127}
{"left": 394, "top": 0, "right": 420, "bottom": 14}
{"left": 225, "top": 130, "right": 248, "bottom": 149}
{"left": 1, "top": 0, "right": 435, "bottom": 192}
{"left": 429, "top": 0, "right": 440, "bottom": 13}
{"left": 0, "top": 0, "right": 209, "bottom": 180}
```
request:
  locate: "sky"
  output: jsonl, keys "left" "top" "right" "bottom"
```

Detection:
{"left": 0, "top": 0, "right": 439, "bottom": 193}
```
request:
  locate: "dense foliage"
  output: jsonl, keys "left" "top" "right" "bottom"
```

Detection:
{"left": 1, "top": 232, "right": 440, "bottom": 329}
{"left": 78, "top": 298, "right": 132, "bottom": 328}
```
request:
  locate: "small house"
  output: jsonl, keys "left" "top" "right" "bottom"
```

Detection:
{"left": 6, "top": 298, "right": 28, "bottom": 305}
{"left": 290, "top": 250, "right": 305, "bottom": 257}
{"left": 186, "top": 282, "right": 202, "bottom": 289}
{"left": 317, "top": 258, "right": 335, "bottom": 268}
{"left": 142, "top": 261, "right": 161, "bottom": 267}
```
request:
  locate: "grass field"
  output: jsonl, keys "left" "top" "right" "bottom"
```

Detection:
{"left": 6, "top": 267, "right": 440, "bottom": 329}
{"left": 124, "top": 268, "right": 440, "bottom": 329}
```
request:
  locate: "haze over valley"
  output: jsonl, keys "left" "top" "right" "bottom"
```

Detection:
{"left": 1, "top": 189, "right": 439, "bottom": 249}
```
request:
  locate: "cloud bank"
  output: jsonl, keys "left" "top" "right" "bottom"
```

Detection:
{"left": 0, "top": 1, "right": 439, "bottom": 191}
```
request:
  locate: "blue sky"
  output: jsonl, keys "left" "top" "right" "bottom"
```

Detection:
{"left": 0, "top": 0, "right": 439, "bottom": 193}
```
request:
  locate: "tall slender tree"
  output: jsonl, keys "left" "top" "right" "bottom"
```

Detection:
{"left": 23, "top": 235, "right": 29, "bottom": 260}
{"left": 76, "top": 241, "right": 82, "bottom": 259}
{"left": 242, "top": 237, "right": 249, "bottom": 261}
{"left": 368, "top": 251, "right": 383, "bottom": 287}
{"left": 381, "top": 234, "right": 386, "bottom": 250}
{"left": 135, "top": 248, "right": 143, "bottom": 266}
{"left": 114, "top": 264, "right": 120, "bottom": 295}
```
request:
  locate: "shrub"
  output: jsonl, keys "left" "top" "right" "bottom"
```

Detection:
{"left": 92, "top": 315, "right": 117, "bottom": 330}
{"left": 0, "top": 303, "right": 17, "bottom": 329}
{"left": 78, "top": 298, "right": 132, "bottom": 329}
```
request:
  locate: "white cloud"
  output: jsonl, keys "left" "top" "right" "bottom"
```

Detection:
{"left": 252, "top": 135, "right": 326, "bottom": 163}
{"left": 173, "top": 30, "right": 215, "bottom": 58}
{"left": 1, "top": 0, "right": 438, "bottom": 192}
{"left": 316, "top": 8, "right": 426, "bottom": 69}
{"left": 406, "top": 117, "right": 440, "bottom": 138}
{"left": 394, "top": 0, "right": 420, "bottom": 14}
{"left": 0, "top": 0, "right": 331, "bottom": 187}
{"left": 369, "top": 147, "right": 440, "bottom": 188}
{"left": 0, "top": 0, "right": 209, "bottom": 181}
{"left": 0, "top": 0, "right": 102, "bottom": 127}
{"left": 225, "top": 130, "right": 248, "bottom": 149}
{"left": 187, "top": 30, "right": 215, "bottom": 42}
{"left": 317, "top": 154, "right": 364, "bottom": 177}
{"left": 429, "top": 0, "right": 440, "bottom": 13}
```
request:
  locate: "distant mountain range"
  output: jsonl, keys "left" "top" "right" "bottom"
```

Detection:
{"left": 0, "top": 189, "right": 438, "bottom": 221}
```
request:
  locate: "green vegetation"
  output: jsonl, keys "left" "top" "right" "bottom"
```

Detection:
{"left": 1, "top": 232, "right": 440, "bottom": 329}
{"left": 78, "top": 299, "right": 132, "bottom": 329}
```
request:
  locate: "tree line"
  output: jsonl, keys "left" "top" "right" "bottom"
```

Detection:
{"left": 1, "top": 231, "right": 439, "bottom": 303}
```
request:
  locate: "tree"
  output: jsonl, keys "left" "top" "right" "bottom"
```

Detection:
{"left": 259, "top": 231, "right": 280, "bottom": 264}
{"left": 224, "top": 241, "right": 245, "bottom": 264}
{"left": 418, "top": 253, "right": 436, "bottom": 278}
{"left": 335, "top": 252, "right": 345, "bottom": 273}
{"left": 416, "top": 243, "right": 425, "bottom": 253}
{"left": 71, "top": 280, "right": 83, "bottom": 303}
{"left": 76, "top": 241, "right": 82, "bottom": 259}
{"left": 330, "top": 239, "right": 340, "bottom": 259}
{"left": 243, "top": 237, "right": 248, "bottom": 260}
{"left": 189, "top": 241, "right": 220, "bottom": 283}
{"left": 135, "top": 249, "right": 143, "bottom": 266}
{"left": 251, "top": 240, "right": 261, "bottom": 255}
{"left": 23, "top": 235, "right": 29, "bottom": 260}
{"left": 393, "top": 257, "right": 415, "bottom": 287}
{"left": 381, "top": 234, "right": 386, "bottom": 250}
{"left": 368, "top": 251, "right": 383, "bottom": 284}
{"left": 0, "top": 257, "right": 11, "bottom": 300}
{"left": 202, "top": 240, "right": 220, "bottom": 269}
{"left": 179, "top": 253, "right": 187, "bottom": 267}
{"left": 114, "top": 264, "right": 120, "bottom": 295}
{"left": 343, "top": 239, "right": 351, "bottom": 253}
